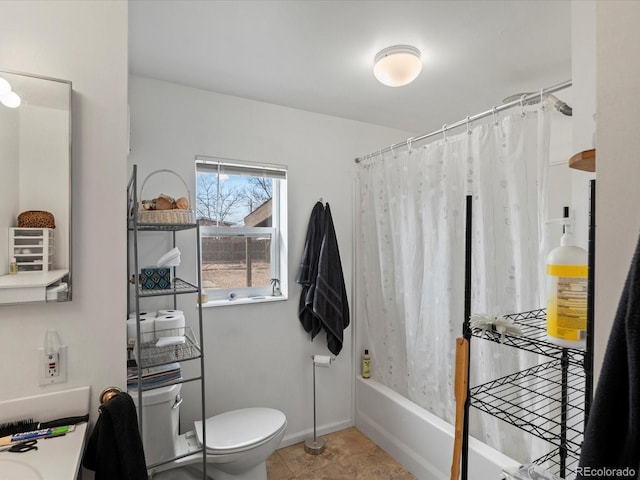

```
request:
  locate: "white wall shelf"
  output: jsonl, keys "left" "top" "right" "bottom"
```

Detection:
{"left": 0, "top": 269, "right": 68, "bottom": 304}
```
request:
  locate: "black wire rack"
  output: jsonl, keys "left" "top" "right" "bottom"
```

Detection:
{"left": 471, "top": 309, "right": 586, "bottom": 367}
{"left": 533, "top": 449, "right": 581, "bottom": 480}
{"left": 470, "top": 360, "right": 585, "bottom": 449}
{"left": 470, "top": 309, "right": 586, "bottom": 477}
{"left": 463, "top": 183, "right": 596, "bottom": 480}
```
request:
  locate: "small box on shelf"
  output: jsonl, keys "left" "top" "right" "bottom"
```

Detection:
{"left": 139, "top": 267, "right": 173, "bottom": 289}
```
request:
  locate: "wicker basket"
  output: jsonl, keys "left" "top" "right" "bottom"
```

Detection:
{"left": 137, "top": 169, "right": 194, "bottom": 224}
{"left": 18, "top": 210, "right": 56, "bottom": 228}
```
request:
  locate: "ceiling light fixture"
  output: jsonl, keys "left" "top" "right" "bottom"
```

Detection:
{"left": 1, "top": 91, "right": 21, "bottom": 108}
{"left": 373, "top": 45, "right": 422, "bottom": 87}
{"left": 0, "top": 77, "right": 20, "bottom": 108}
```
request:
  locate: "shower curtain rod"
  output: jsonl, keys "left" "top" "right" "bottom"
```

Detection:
{"left": 354, "top": 79, "right": 572, "bottom": 164}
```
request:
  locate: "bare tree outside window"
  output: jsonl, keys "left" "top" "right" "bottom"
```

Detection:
{"left": 196, "top": 173, "right": 246, "bottom": 224}
{"left": 197, "top": 170, "right": 276, "bottom": 293}
{"left": 243, "top": 177, "right": 272, "bottom": 206}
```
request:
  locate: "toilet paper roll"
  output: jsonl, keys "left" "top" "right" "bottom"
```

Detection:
{"left": 313, "top": 355, "right": 333, "bottom": 367}
{"left": 128, "top": 314, "right": 155, "bottom": 322}
{"left": 127, "top": 318, "right": 156, "bottom": 344}
{"left": 157, "top": 309, "right": 183, "bottom": 317}
{"left": 155, "top": 314, "right": 185, "bottom": 338}
{"left": 128, "top": 311, "right": 157, "bottom": 319}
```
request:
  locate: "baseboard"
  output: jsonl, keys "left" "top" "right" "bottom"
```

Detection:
{"left": 278, "top": 419, "right": 354, "bottom": 449}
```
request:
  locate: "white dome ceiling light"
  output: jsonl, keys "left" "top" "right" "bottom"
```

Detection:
{"left": 373, "top": 45, "right": 422, "bottom": 87}
{"left": 0, "top": 77, "right": 21, "bottom": 108}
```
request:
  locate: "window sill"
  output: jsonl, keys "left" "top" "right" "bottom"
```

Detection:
{"left": 200, "top": 295, "right": 288, "bottom": 308}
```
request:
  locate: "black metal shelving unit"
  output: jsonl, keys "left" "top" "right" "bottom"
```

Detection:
{"left": 469, "top": 314, "right": 586, "bottom": 476}
{"left": 126, "top": 165, "right": 207, "bottom": 477}
{"left": 461, "top": 180, "right": 595, "bottom": 479}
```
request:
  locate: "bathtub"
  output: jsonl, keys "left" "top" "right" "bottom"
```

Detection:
{"left": 355, "top": 377, "right": 520, "bottom": 479}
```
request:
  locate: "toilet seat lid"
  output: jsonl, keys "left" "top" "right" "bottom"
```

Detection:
{"left": 194, "top": 408, "right": 286, "bottom": 453}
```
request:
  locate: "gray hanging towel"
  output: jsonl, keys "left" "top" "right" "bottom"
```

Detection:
{"left": 577, "top": 232, "right": 640, "bottom": 478}
{"left": 313, "top": 203, "right": 350, "bottom": 355}
{"left": 296, "top": 201, "right": 325, "bottom": 338}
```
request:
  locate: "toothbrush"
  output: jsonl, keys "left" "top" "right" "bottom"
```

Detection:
{"left": 0, "top": 425, "right": 75, "bottom": 446}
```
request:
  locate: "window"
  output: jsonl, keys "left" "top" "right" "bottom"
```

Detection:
{"left": 195, "top": 156, "right": 287, "bottom": 303}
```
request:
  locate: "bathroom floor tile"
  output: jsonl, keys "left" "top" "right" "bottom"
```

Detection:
{"left": 266, "top": 452, "right": 296, "bottom": 479}
{"left": 267, "top": 427, "right": 416, "bottom": 480}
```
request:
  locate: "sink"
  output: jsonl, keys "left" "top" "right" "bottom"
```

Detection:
{"left": 0, "top": 458, "right": 43, "bottom": 480}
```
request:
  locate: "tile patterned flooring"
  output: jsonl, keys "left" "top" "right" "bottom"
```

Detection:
{"left": 266, "top": 427, "right": 416, "bottom": 480}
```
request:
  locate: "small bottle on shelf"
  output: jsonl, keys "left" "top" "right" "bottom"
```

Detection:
{"left": 9, "top": 258, "right": 18, "bottom": 275}
{"left": 362, "top": 349, "right": 371, "bottom": 379}
{"left": 546, "top": 208, "right": 587, "bottom": 349}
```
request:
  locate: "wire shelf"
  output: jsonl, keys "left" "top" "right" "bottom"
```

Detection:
{"left": 136, "top": 277, "right": 199, "bottom": 297}
{"left": 131, "top": 326, "right": 202, "bottom": 369}
{"left": 470, "top": 359, "right": 585, "bottom": 452}
{"left": 128, "top": 220, "right": 197, "bottom": 232}
{"left": 471, "top": 309, "right": 586, "bottom": 366}
{"left": 533, "top": 448, "right": 581, "bottom": 480}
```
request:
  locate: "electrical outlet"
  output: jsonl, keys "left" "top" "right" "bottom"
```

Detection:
{"left": 38, "top": 345, "right": 67, "bottom": 385}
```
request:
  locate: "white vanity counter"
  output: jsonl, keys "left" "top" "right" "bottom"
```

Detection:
{"left": 0, "top": 386, "right": 90, "bottom": 480}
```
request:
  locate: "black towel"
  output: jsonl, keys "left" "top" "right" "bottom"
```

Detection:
{"left": 313, "top": 203, "right": 350, "bottom": 355}
{"left": 82, "top": 392, "right": 147, "bottom": 480}
{"left": 577, "top": 233, "right": 640, "bottom": 479}
{"left": 297, "top": 201, "right": 325, "bottom": 338}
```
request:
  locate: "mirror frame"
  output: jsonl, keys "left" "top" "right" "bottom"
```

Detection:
{"left": 0, "top": 68, "right": 72, "bottom": 304}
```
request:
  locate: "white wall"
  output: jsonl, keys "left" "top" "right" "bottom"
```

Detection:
{"left": 19, "top": 105, "right": 70, "bottom": 269}
{"left": 594, "top": 2, "right": 640, "bottom": 379}
{"left": 0, "top": 0, "right": 128, "bottom": 433}
{"left": 570, "top": 1, "right": 597, "bottom": 251}
{"left": 128, "top": 75, "right": 412, "bottom": 445}
{"left": 0, "top": 107, "right": 19, "bottom": 274}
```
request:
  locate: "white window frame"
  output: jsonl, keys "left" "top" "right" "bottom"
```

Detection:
{"left": 196, "top": 156, "right": 287, "bottom": 305}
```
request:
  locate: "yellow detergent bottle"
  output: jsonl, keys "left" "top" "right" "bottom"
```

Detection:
{"left": 546, "top": 214, "right": 587, "bottom": 349}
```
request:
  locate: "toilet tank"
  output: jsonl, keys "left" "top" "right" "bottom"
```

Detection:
{"left": 129, "top": 383, "right": 182, "bottom": 466}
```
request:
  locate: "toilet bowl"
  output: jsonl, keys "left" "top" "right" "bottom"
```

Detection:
{"left": 131, "top": 384, "right": 287, "bottom": 480}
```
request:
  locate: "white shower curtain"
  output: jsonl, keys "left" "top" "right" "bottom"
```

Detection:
{"left": 357, "top": 106, "right": 552, "bottom": 462}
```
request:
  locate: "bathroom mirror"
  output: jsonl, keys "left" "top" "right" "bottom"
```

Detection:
{"left": 0, "top": 69, "right": 72, "bottom": 305}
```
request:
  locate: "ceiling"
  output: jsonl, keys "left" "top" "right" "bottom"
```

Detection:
{"left": 129, "top": 0, "right": 571, "bottom": 135}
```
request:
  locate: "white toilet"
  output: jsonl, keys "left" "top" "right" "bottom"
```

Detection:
{"left": 131, "top": 384, "right": 287, "bottom": 480}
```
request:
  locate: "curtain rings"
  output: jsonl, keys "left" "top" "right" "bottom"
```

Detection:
{"left": 407, "top": 137, "right": 414, "bottom": 154}
{"left": 466, "top": 115, "right": 472, "bottom": 135}
{"left": 520, "top": 94, "right": 527, "bottom": 117}
{"left": 379, "top": 148, "right": 384, "bottom": 160}
{"left": 442, "top": 124, "right": 448, "bottom": 142}
{"left": 390, "top": 144, "right": 396, "bottom": 158}
{"left": 492, "top": 106, "right": 499, "bottom": 127}
{"left": 540, "top": 88, "right": 546, "bottom": 111}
